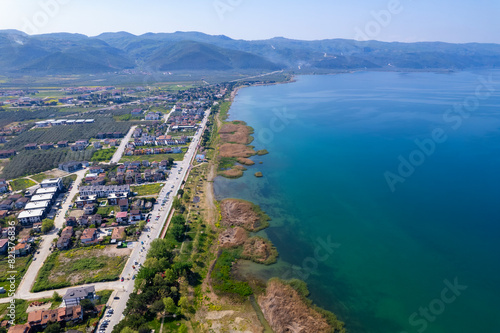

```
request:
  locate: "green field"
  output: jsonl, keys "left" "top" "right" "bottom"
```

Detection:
{"left": 0, "top": 255, "right": 32, "bottom": 298}
{"left": 9, "top": 178, "right": 36, "bottom": 191}
{"left": 91, "top": 147, "right": 117, "bottom": 162}
{"left": 120, "top": 148, "right": 187, "bottom": 163}
{"left": 32, "top": 245, "right": 129, "bottom": 292}
{"left": 31, "top": 173, "right": 48, "bottom": 183}
{"left": 131, "top": 183, "right": 163, "bottom": 196}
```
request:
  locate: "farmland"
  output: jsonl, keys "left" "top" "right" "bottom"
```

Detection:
{"left": 1, "top": 148, "right": 95, "bottom": 179}
{"left": 3, "top": 115, "right": 135, "bottom": 151}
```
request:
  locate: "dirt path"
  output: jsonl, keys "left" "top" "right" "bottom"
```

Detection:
{"left": 204, "top": 163, "right": 217, "bottom": 226}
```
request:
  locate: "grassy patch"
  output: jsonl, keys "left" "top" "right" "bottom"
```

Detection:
{"left": 9, "top": 178, "right": 36, "bottom": 191}
{"left": 31, "top": 173, "right": 47, "bottom": 183}
{"left": 131, "top": 183, "right": 162, "bottom": 196}
{"left": 120, "top": 149, "right": 186, "bottom": 163}
{"left": 96, "top": 290, "right": 113, "bottom": 305}
{"left": 91, "top": 147, "right": 117, "bottom": 162}
{"left": 0, "top": 255, "right": 32, "bottom": 298}
{"left": 32, "top": 245, "right": 128, "bottom": 292}
{"left": 218, "top": 101, "right": 231, "bottom": 122}
{"left": 256, "top": 149, "right": 269, "bottom": 156}
{"left": 211, "top": 249, "right": 252, "bottom": 298}
{"left": 0, "top": 299, "right": 28, "bottom": 324}
{"left": 96, "top": 205, "right": 117, "bottom": 218}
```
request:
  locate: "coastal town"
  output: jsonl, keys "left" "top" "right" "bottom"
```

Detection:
{"left": 0, "top": 83, "right": 220, "bottom": 333}
{"left": 0, "top": 77, "right": 344, "bottom": 333}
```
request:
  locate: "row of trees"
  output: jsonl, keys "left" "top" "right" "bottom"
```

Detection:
{"left": 112, "top": 239, "right": 196, "bottom": 333}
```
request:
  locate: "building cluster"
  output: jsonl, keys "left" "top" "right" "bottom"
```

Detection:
{"left": 18, "top": 178, "right": 63, "bottom": 226}
{"left": 5, "top": 286, "right": 97, "bottom": 333}
{"left": 35, "top": 119, "right": 95, "bottom": 128}
{"left": 167, "top": 104, "right": 205, "bottom": 131}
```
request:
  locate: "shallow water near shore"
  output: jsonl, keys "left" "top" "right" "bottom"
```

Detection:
{"left": 214, "top": 71, "right": 500, "bottom": 333}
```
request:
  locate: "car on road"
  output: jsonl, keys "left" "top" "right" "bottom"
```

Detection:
{"left": 114, "top": 296, "right": 120, "bottom": 299}
{"left": 120, "top": 277, "right": 124, "bottom": 282}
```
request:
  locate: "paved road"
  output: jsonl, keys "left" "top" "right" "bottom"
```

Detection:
{"left": 98, "top": 109, "right": 210, "bottom": 332}
{"left": 6, "top": 168, "right": 87, "bottom": 302}
{"left": 110, "top": 126, "right": 137, "bottom": 164}
{"left": 2, "top": 108, "right": 210, "bottom": 333}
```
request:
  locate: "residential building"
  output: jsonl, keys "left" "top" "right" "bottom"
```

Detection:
{"left": 24, "top": 201, "right": 50, "bottom": 212}
{"left": 65, "top": 216, "right": 77, "bottom": 227}
{"left": 129, "top": 210, "right": 142, "bottom": 223}
{"left": 111, "top": 227, "right": 126, "bottom": 242}
{"left": 40, "top": 178, "right": 63, "bottom": 191}
{"left": 0, "top": 200, "right": 14, "bottom": 211}
{"left": 83, "top": 204, "right": 95, "bottom": 215}
{"left": 32, "top": 222, "right": 42, "bottom": 233}
{"left": 79, "top": 185, "right": 130, "bottom": 198}
{"left": 57, "top": 140, "right": 69, "bottom": 147}
{"left": 27, "top": 305, "right": 83, "bottom": 329}
{"left": 118, "top": 199, "right": 128, "bottom": 212}
{"left": 89, "top": 214, "right": 102, "bottom": 226}
{"left": 0, "top": 239, "right": 7, "bottom": 254}
{"left": 107, "top": 192, "right": 128, "bottom": 205}
{"left": 62, "top": 286, "right": 95, "bottom": 306}
{"left": 116, "top": 211, "right": 128, "bottom": 224}
{"left": 0, "top": 150, "right": 16, "bottom": 158}
{"left": 59, "top": 161, "right": 83, "bottom": 173}
{"left": 7, "top": 325, "right": 29, "bottom": 333}
{"left": 24, "top": 143, "right": 38, "bottom": 150}
{"left": 35, "top": 187, "right": 57, "bottom": 196}
{"left": 0, "top": 210, "right": 8, "bottom": 219}
{"left": 30, "top": 194, "right": 55, "bottom": 204}
{"left": 57, "top": 226, "right": 73, "bottom": 250}
{"left": 80, "top": 228, "right": 97, "bottom": 245}
{"left": 18, "top": 209, "right": 45, "bottom": 225}
{"left": 39, "top": 143, "right": 54, "bottom": 150}
{"left": 75, "top": 195, "right": 97, "bottom": 209}
{"left": 14, "top": 243, "right": 30, "bottom": 256}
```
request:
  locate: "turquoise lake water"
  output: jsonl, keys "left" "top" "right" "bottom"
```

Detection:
{"left": 214, "top": 71, "right": 500, "bottom": 333}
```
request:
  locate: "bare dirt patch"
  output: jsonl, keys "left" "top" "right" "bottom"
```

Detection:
{"left": 220, "top": 123, "right": 253, "bottom": 145}
{"left": 221, "top": 168, "right": 244, "bottom": 178}
{"left": 44, "top": 168, "right": 69, "bottom": 178}
{"left": 242, "top": 237, "right": 278, "bottom": 265}
{"left": 219, "top": 143, "right": 255, "bottom": 158}
{"left": 258, "top": 280, "right": 333, "bottom": 333}
{"left": 220, "top": 199, "right": 269, "bottom": 232}
{"left": 237, "top": 158, "right": 255, "bottom": 166}
{"left": 219, "top": 227, "right": 248, "bottom": 248}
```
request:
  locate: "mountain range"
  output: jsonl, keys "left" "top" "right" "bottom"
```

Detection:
{"left": 1, "top": 29, "right": 500, "bottom": 74}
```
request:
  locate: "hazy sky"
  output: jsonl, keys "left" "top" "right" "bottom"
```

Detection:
{"left": 0, "top": 0, "right": 499, "bottom": 43}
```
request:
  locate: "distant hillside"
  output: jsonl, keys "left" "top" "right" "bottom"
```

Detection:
{"left": 1, "top": 30, "right": 500, "bottom": 74}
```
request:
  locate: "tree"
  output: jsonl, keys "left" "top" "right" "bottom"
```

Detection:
{"left": 150, "top": 299, "right": 164, "bottom": 314}
{"left": 52, "top": 291, "right": 62, "bottom": 302}
{"left": 0, "top": 327, "right": 7, "bottom": 333}
{"left": 171, "top": 223, "right": 184, "bottom": 242}
{"left": 147, "top": 239, "right": 172, "bottom": 260}
{"left": 120, "top": 328, "right": 138, "bottom": 333}
{"left": 138, "top": 220, "right": 146, "bottom": 231}
{"left": 41, "top": 218, "right": 54, "bottom": 234}
{"left": 79, "top": 299, "right": 95, "bottom": 311}
{"left": 172, "top": 197, "right": 182, "bottom": 210}
{"left": 44, "top": 322, "right": 61, "bottom": 333}
{"left": 163, "top": 268, "right": 177, "bottom": 284}
{"left": 162, "top": 297, "right": 177, "bottom": 315}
